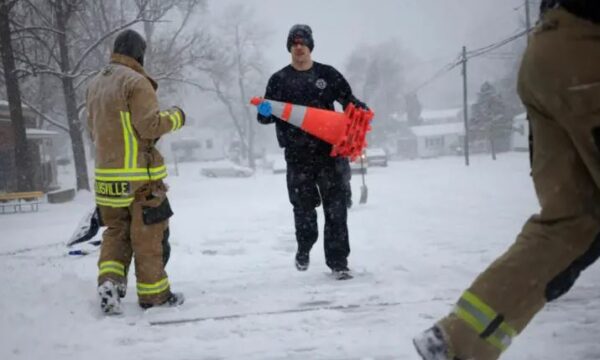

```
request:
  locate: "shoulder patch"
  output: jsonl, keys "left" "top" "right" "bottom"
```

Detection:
{"left": 101, "top": 65, "right": 113, "bottom": 76}
{"left": 315, "top": 78, "right": 327, "bottom": 90}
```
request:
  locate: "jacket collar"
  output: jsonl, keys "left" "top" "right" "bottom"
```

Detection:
{"left": 110, "top": 53, "right": 158, "bottom": 90}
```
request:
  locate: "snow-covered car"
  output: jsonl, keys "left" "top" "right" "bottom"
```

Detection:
{"left": 366, "top": 147, "right": 388, "bottom": 167}
{"left": 272, "top": 159, "right": 287, "bottom": 174}
{"left": 200, "top": 163, "right": 254, "bottom": 178}
{"left": 349, "top": 154, "right": 368, "bottom": 174}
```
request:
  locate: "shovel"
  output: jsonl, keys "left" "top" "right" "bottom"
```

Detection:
{"left": 359, "top": 156, "right": 368, "bottom": 204}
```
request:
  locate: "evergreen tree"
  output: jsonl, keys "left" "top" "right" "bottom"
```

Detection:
{"left": 470, "top": 82, "right": 512, "bottom": 159}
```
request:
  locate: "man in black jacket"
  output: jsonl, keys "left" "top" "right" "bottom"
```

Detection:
{"left": 257, "top": 24, "right": 367, "bottom": 280}
{"left": 414, "top": 1, "right": 600, "bottom": 359}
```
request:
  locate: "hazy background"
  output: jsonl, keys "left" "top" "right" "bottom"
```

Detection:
{"left": 0, "top": 0, "right": 541, "bottom": 192}
{"left": 202, "top": 0, "right": 534, "bottom": 109}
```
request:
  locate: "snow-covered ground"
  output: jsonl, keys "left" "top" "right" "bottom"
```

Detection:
{"left": 1, "top": 152, "right": 599, "bottom": 360}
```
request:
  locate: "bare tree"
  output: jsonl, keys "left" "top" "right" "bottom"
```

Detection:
{"left": 187, "top": 4, "right": 268, "bottom": 168}
{"left": 345, "top": 39, "right": 410, "bottom": 145}
{"left": 0, "top": 0, "right": 35, "bottom": 191}
{"left": 7, "top": 0, "right": 160, "bottom": 191}
{"left": 3, "top": 0, "right": 213, "bottom": 191}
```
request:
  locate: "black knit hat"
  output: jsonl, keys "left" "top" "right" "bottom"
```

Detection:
{"left": 113, "top": 29, "right": 147, "bottom": 66}
{"left": 287, "top": 24, "right": 314, "bottom": 52}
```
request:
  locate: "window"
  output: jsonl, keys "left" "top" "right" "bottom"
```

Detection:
{"left": 425, "top": 136, "right": 445, "bottom": 149}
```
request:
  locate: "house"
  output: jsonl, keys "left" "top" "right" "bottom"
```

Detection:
{"left": 410, "top": 122, "right": 465, "bottom": 158}
{"left": 511, "top": 112, "right": 529, "bottom": 151}
{"left": 165, "top": 126, "right": 228, "bottom": 162}
{"left": 421, "top": 108, "right": 463, "bottom": 124}
{"left": 0, "top": 100, "right": 59, "bottom": 193}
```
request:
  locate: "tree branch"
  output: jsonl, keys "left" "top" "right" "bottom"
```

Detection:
{"left": 21, "top": 97, "right": 69, "bottom": 132}
{"left": 71, "top": 7, "right": 155, "bottom": 75}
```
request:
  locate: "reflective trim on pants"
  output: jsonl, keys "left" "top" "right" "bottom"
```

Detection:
{"left": 454, "top": 291, "right": 517, "bottom": 352}
{"left": 137, "top": 277, "right": 169, "bottom": 296}
{"left": 99, "top": 260, "right": 126, "bottom": 277}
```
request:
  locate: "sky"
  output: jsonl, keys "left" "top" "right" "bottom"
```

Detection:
{"left": 206, "top": 0, "right": 535, "bottom": 109}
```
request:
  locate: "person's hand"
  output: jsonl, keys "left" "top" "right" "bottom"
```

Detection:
{"left": 173, "top": 106, "right": 186, "bottom": 126}
{"left": 257, "top": 101, "right": 272, "bottom": 117}
{"left": 352, "top": 99, "right": 369, "bottom": 111}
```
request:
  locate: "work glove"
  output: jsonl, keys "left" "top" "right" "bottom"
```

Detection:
{"left": 257, "top": 101, "right": 272, "bottom": 117}
{"left": 352, "top": 99, "right": 369, "bottom": 111}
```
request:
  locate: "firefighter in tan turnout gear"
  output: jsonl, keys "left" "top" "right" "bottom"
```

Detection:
{"left": 414, "top": 1, "right": 600, "bottom": 359}
{"left": 87, "top": 29, "right": 185, "bottom": 314}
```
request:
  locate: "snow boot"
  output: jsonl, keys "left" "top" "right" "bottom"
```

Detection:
{"left": 140, "top": 292, "right": 185, "bottom": 310}
{"left": 98, "top": 280, "right": 123, "bottom": 315}
{"left": 295, "top": 251, "right": 310, "bottom": 271}
{"left": 331, "top": 267, "right": 353, "bottom": 280}
{"left": 413, "top": 325, "right": 460, "bottom": 360}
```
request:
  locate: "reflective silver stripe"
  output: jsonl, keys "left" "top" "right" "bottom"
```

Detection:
{"left": 120, "top": 111, "right": 137, "bottom": 169}
{"left": 287, "top": 105, "right": 307, "bottom": 128}
{"left": 124, "top": 112, "right": 138, "bottom": 168}
{"left": 95, "top": 166, "right": 168, "bottom": 181}
{"left": 457, "top": 298, "right": 492, "bottom": 330}
{"left": 455, "top": 297, "right": 515, "bottom": 350}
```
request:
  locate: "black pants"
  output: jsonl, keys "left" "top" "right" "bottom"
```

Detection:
{"left": 286, "top": 157, "right": 351, "bottom": 270}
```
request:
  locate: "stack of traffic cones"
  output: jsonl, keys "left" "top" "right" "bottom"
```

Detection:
{"left": 250, "top": 97, "right": 373, "bottom": 159}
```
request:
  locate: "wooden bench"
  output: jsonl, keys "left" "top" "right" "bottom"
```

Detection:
{"left": 0, "top": 191, "right": 44, "bottom": 213}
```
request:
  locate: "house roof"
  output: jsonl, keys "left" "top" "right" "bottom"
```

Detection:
{"left": 421, "top": 108, "right": 462, "bottom": 121}
{"left": 410, "top": 122, "right": 464, "bottom": 137}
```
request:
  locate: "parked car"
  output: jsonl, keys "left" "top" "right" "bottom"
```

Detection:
{"left": 201, "top": 162, "right": 254, "bottom": 178}
{"left": 349, "top": 153, "right": 368, "bottom": 174}
{"left": 272, "top": 159, "right": 287, "bottom": 174}
{"left": 366, "top": 147, "right": 388, "bottom": 167}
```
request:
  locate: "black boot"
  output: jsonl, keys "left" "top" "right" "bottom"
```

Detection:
{"left": 295, "top": 251, "right": 310, "bottom": 271}
{"left": 331, "top": 266, "right": 353, "bottom": 280}
{"left": 140, "top": 292, "right": 185, "bottom": 310}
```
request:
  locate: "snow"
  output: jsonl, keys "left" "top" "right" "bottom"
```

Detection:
{"left": 410, "top": 122, "right": 464, "bottom": 137}
{"left": 2, "top": 152, "right": 600, "bottom": 359}
{"left": 420, "top": 108, "right": 462, "bottom": 122}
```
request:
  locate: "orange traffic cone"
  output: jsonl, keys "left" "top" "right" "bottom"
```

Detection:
{"left": 250, "top": 97, "right": 373, "bottom": 159}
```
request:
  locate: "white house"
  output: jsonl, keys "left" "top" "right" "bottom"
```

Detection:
{"left": 163, "top": 127, "right": 228, "bottom": 162}
{"left": 421, "top": 108, "right": 462, "bottom": 124}
{"left": 511, "top": 112, "right": 529, "bottom": 151}
{"left": 410, "top": 122, "right": 465, "bottom": 158}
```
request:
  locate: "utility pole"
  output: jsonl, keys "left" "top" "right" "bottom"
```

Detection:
{"left": 461, "top": 46, "right": 470, "bottom": 166}
{"left": 525, "top": 0, "right": 534, "bottom": 166}
{"left": 525, "top": 0, "right": 532, "bottom": 39}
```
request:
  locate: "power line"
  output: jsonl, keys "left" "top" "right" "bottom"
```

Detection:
{"left": 408, "top": 54, "right": 462, "bottom": 94}
{"left": 466, "top": 28, "right": 529, "bottom": 59}
{"left": 410, "top": 26, "right": 530, "bottom": 94}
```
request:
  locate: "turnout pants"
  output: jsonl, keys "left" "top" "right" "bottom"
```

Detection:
{"left": 97, "top": 181, "right": 173, "bottom": 305}
{"left": 439, "top": 9, "right": 600, "bottom": 359}
{"left": 287, "top": 157, "right": 351, "bottom": 270}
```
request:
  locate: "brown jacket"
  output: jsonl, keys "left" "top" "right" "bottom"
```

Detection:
{"left": 87, "top": 54, "right": 184, "bottom": 207}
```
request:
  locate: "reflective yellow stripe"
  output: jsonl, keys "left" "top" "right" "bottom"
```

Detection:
{"left": 96, "top": 195, "right": 134, "bottom": 207}
{"left": 99, "top": 261, "right": 125, "bottom": 277}
{"left": 120, "top": 111, "right": 138, "bottom": 169}
{"left": 94, "top": 165, "right": 168, "bottom": 182}
{"left": 454, "top": 291, "right": 517, "bottom": 352}
{"left": 137, "top": 278, "right": 170, "bottom": 295}
{"left": 174, "top": 111, "right": 182, "bottom": 130}
{"left": 120, "top": 112, "right": 131, "bottom": 169}
{"left": 169, "top": 113, "right": 178, "bottom": 131}
{"left": 124, "top": 112, "right": 138, "bottom": 168}
{"left": 462, "top": 291, "right": 496, "bottom": 320}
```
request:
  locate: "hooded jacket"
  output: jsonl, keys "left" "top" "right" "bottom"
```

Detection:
{"left": 87, "top": 53, "right": 184, "bottom": 207}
